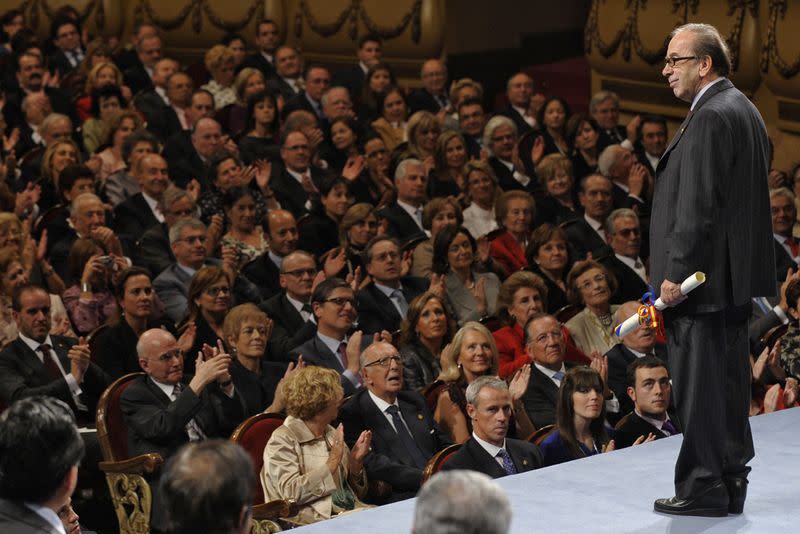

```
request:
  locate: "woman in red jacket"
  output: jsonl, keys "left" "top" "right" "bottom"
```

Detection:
{"left": 489, "top": 190, "right": 534, "bottom": 278}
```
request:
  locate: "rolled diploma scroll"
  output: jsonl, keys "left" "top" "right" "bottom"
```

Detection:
{"left": 614, "top": 272, "right": 706, "bottom": 338}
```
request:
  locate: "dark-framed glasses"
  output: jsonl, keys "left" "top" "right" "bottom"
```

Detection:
{"left": 364, "top": 355, "right": 402, "bottom": 368}
{"left": 664, "top": 56, "right": 697, "bottom": 68}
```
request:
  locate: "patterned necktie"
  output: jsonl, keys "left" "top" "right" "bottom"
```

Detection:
{"left": 337, "top": 342, "right": 349, "bottom": 370}
{"left": 391, "top": 289, "right": 409, "bottom": 318}
{"left": 39, "top": 344, "right": 63, "bottom": 381}
{"left": 661, "top": 419, "right": 678, "bottom": 436}
{"left": 552, "top": 370, "right": 565, "bottom": 382}
{"left": 385, "top": 405, "right": 428, "bottom": 469}
{"left": 497, "top": 448, "right": 517, "bottom": 475}
{"left": 301, "top": 303, "right": 315, "bottom": 323}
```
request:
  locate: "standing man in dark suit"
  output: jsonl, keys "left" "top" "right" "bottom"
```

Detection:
{"left": 240, "top": 19, "right": 280, "bottom": 80}
{"left": 114, "top": 153, "right": 169, "bottom": 256}
{"left": 339, "top": 341, "right": 451, "bottom": 502}
{"left": 442, "top": 376, "right": 542, "bottom": 478}
{"left": 0, "top": 396, "right": 84, "bottom": 534}
{"left": 614, "top": 355, "right": 680, "bottom": 449}
{"left": 0, "top": 285, "right": 109, "bottom": 425}
{"left": 378, "top": 159, "right": 429, "bottom": 242}
{"left": 332, "top": 34, "right": 382, "bottom": 99}
{"left": 651, "top": 23, "right": 775, "bottom": 516}
{"left": 357, "top": 236, "right": 430, "bottom": 334}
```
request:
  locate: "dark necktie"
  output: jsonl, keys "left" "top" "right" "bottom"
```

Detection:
{"left": 786, "top": 237, "right": 800, "bottom": 258}
{"left": 39, "top": 344, "right": 63, "bottom": 381}
{"left": 661, "top": 419, "right": 678, "bottom": 436}
{"left": 172, "top": 383, "right": 206, "bottom": 441}
{"left": 385, "top": 405, "right": 428, "bottom": 469}
{"left": 337, "top": 342, "right": 349, "bottom": 370}
{"left": 301, "top": 303, "right": 315, "bottom": 323}
{"left": 497, "top": 448, "right": 517, "bottom": 475}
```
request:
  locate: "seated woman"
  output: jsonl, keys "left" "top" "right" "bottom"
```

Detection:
{"left": 83, "top": 84, "right": 127, "bottom": 155}
{"left": 566, "top": 113, "right": 601, "bottom": 183}
{"left": 338, "top": 203, "right": 379, "bottom": 276}
{"left": 392, "top": 110, "right": 441, "bottom": 174}
{"left": 215, "top": 67, "right": 267, "bottom": 135}
{"left": 433, "top": 225, "right": 500, "bottom": 326}
{"left": 461, "top": 160, "right": 500, "bottom": 240}
{"left": 540, "top": 366, "right": 619, "bottom": 466}
{"left": 435, "top": 321, "right": 534, "bottom": 443}
{"left": 237, "top": 90, "right": 280, "bottom": 165}
{"left": 492, "top": 271, "right": 548, "bottom": 379}
{"left": 370, "top": 85, "right": 408, "bottom": 153}
{"left": 223, "top": 303, "right": 292, "bottom": 416}
{"left": 428, "top": 130, "right": 467, "bottom": 199}
{"left": 399, "top": 291, "right": 457, "bottom": 391}
{"left": 534, "top": 154, "right": 580, "bottom": 225}
{"left": 0, "top": 212, "right": 63, "bottom": 294}
{"left": 489, "top": 190, "right": 536, "bottom": 279}
{"left": 564, "top": 260, "right": 620, "bottom": 356}
{"left": 179, "top": 266, "right": 232, "bottom": 377}
{"left": 95, "top": 110, "right": 142, "bottom": 184}
{"left": 410, "top": 197, "right": 462, "bottom": 279}
{"left": 92, "top": 266, "right": 173, "bottom": 379}
{"left": 535, "top": 96, "right": 571, "bottom": 158}
{"left": 220, "top": 186, "right": 269, "bottom": 267}
{"left": 526, "top": 223, "right": 572, "bottom": 313}
{"left": 62, "top": 237, "right": 127, "bottom": 336}
{"left": 75, "top": 60, "right": 129, "bottom": 123}
{"left": 328, "top": 116, "right": 363, "bottom": 173}
{"left": 262, "top": 366, "right": 372, "bottom": 525}
{"left": 298, "top": 176, "right": 353, "bottom": 261}
{"left": 358, "top": 61, "right": 395, "bottom": 123}
{"left": 201, "top": 44, "right": 237, "bottom": 111}
{"left": 39, "top": 139, "right": 81, "bottom": 211}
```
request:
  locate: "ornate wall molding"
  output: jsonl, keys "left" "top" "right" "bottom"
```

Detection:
{"left": 133, "top": 0, "right": 265, "bottom": 34}
{"left": 17, "top": 0, "right": 106, "bottom": 31}
{"left": 761, "top": 0, "right": 800, "bottom": 79}
{"left": 293, "top": 0, "right": 423, "bottom": 43}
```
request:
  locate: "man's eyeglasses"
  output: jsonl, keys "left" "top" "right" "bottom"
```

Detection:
{"left": 616, "top": 228, "right": 640, "bottom": 237}
{"left": 578, "top": 274, "right": 607, "bottom": 291}
{"left": 664, "top": 56, "right": 697, "bottom": 68}
{"left": 282, "top": 268, "right": 316, "bottom": 278}
{"left": 364, "top": 355, "right": 402, "bottom": 368}
{"left": 205, "top": 286, "right": 231, "bottom": 296}
{"left": 323, "top": 297, "right": 357, "bottom": 308}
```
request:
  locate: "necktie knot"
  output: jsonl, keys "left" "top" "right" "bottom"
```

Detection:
{"left": 497, "top": 448, "right": 517, "bottom": 475}
{"left": 552, "top": 370, "right": 565, "bottom": 381}
{"left": 662, "top": 419, "right": 678, "bottom": 436}
{"left": 386, "top": 405, "right": 399, "bottom": 416}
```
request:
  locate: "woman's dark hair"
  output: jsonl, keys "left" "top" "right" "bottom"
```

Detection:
{"left": 244, "top": 90, "right": 279, "bottom": 136}
{"left": 565, "top": 113, "right": 600, "bottom": 153}
{"left": 58, "top": 164, "right": 94, "bottom": 199}
{"left": 221, "top": 185, "right": 255, "bottom": 211}
{"left": 67, "top": 237, "right": 107, "bottom": 285}
{"left": 90, "top": 84, "right": 126, "bottom": 118}
{"left": 361, "top": 61, "right": 397, "bottom": 112}
{"left": 121, "top": 129, "right": 160, "bottom": 164}
{"left": 114, "top": 266, "right": 152, "bottom": 301}
{"left": 536, "top": 96, "right": 571, "bottom": 137}
{"left": 319, "top": 174, "right": 349, "bottom": 199}
{"left": 398, "top": 291, "right": 457, "bottom": 350}
{"left": 376, "top": 85, "right": 407, "bottom": 118}
{"left": 329, "top": 115, "right": 362, "bottom": 151}
{"left": 525, "top": 223, "right": 571, "bottom": 269}
{"left": 186, "top": 266, "right": 229, "bottom": 322}
{"left": 555, "top": 366, "right": 610, "bottom": 460}
{"left": 221, "top": 33, "right": 245, "bottom": 48}
{"left": 206, "top": 149, "right": 240, "bottom": 187}
{"left": 432, "top": 225, "right": 476, "bottom": 275}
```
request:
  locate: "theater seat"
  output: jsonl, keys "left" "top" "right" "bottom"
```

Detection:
{"left": 527, "top": 424, "right": 555, "bottom": 445}
{"left": 421, "top": 380, "right": 447, "bottom": 413}
{"left": 421, "top": 443, "right": 461, "bottom": 484}
{"left": 96, "top": 372, "right": 163, "bottom": 534}
{"left": 230, "top": 412, "right": 298, "bottom": 532}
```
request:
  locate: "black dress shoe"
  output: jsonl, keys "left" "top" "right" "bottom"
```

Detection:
{"left": 723, "top": 477, "right": 748, "bottom": 514}
{"left": 654, "top": 481, "right": 729, "bottom": 517}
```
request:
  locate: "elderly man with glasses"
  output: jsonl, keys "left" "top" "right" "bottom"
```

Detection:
{"left": 339, "top": 341, "right": 452, "bottom": 502}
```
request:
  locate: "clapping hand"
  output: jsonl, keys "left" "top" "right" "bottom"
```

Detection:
{"left": 508, "top": 364, "right": 531, "bottom": 401}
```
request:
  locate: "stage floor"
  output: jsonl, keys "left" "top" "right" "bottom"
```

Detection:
{"left": 293, "top": 407, "right": 800, "bottom": 533}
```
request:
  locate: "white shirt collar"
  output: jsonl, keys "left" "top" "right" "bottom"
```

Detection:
{"left": 535, "top": 362, "right": 566, "bottom": 386}
{"left": 150, "top": 376, "right": 179, "bottom": 399}
{"left": 690, "top": 77, "right": 725, "bottom": 111}
{"left": 359, "top": 61, "right": 369, "bottom": 74}
{"left": 268, "top": 250, "right": 284, "bottom": 269}
{"left": 18, "top": 332, "right": 54, "bottom": 356}
{"left": 176, "top": 262, "right": 198, "bottom": 278}
{"left": 644, "top": 151, "right": 660, "bottom": 169}
{"left": 615, "top": 254, "right": 647, "bottom": 282}
{"left": 396, "top": 199, "right": 425, "bottom": 230}
{"left": 612, "top": 180, "right": 629, "bottom": 193}
{"left": 286, "top": 293, "right": 314, "bottom": 322}
{"left": 496, "top": 157, "right": 514, "bottom": 171}
{"left": 368, "top": 389, "right": 398, "bottom": 414}
{"left": 584, "top": 213, "right": 604, "bottom": 232}
{"left": 155, "top": 85, "right": 169, "bottom": 105}
{"left": 635, "top": 408, "right": 672, "bottom": 432}
{"left": 374, "top": 281, "right": 402, "bottom": 296}
{"left": 286, "top": 166, "right": 309, "bottom": 184}
{"left": 260, "top": 51, "right": 274, "bottom": 63}
{"left": 511, "top": 105, "right": 536, "bottom": 127}
{"left": 472, "top": 432, "right": 507, "bottom": 458}
{"left": 625, "top": 345, "right": 651, "bottom": 359}
{"left": 317, "top": 331, "right": 346, "bottom": 356}
{"left": 23, "top": 502, "right": 66, "bottom": 534}
{"left": 141, "top": 192, "right": 165, "bottom": 223}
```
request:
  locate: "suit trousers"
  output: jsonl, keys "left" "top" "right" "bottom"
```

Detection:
{"left": 666, "top": 307, "right": 754, "bottom": 499}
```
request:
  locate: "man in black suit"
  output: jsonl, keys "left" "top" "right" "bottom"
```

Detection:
{"left": 114, "top": 153, "right": 169, "bottom": 256}
{"left": 606, "top": 301, "right": 669, "bottom": 419}
{"left": 0, "top": 396, "right": 84, "bottom": 534}
{"left": 260, "top": 251, "right": 317, "bottom": 359}
{"left": 408, "top": 59, "right": 450, "bottom": 115}
{"left": 615, "top": 355, "right": 680, "bottom": 449}
{"left": 243, "top": 209, "right": 298, "bottom": 300}
{"left": 357, "top": 236, "right": 429, "bottom": 334}
{"left": 3, "top": 51, "right": 76, "bottom": 131}
{"left": 597, "top": 144, "right": 650, "bottom": 213}
{"left": 48, "top": 18, "right": 84, "bottom": 77}
{"left": 288, "top": 278, "right": 373, "bottom": 396}
{"left": 282, "top": 65, "right": 330, "bottom": 121}
{"left": 332, "top": 33, "right": 382, "bottom": 98}
{"left": 590, "top": 90, "right": 628, "bottom": 152}
{"left": 769, "top": 188, "right": 799, "bottom": 283}
{"left": 379, "top": 159, "right": 429, "bottom": 242}
{"left": 240, "top": 19, "right": 280, "bottom": 79}
{"left": 340, "top": 341, "right": 451, "bottom": 502}
{"left": 166, "top": 117, "right": 225, "bottom": 189}
{"left": 124, "top": 34, "right": 163, "bottom": 95}
{"left": 484, "top": 116, "right": 536, "bottom": 193}
{"left": 0, "top": 285, "right": 109, "bottom": 425}
{"left": 458, "top": 97, "right": 487, "bottom": 159}
{"left": 134, "top": 58, "right": 179, "bottom": 141}
{"left": 651, "top": 24, "right": 775, "bottom": 516}
{"left": 266, "top": 45, "right": 304, "bottom": 103}
{"left": 600, "top": 209, "right": 648, "bottom": 304}
{"left": 497, "top": 72, "right": 536, "bottom": 134}
{"left": 443, "top": 375, "right": 542, "bottom": 478}
{"left": 271, "top": 131, "right": 328, "bottom": 218}
{"left": 113, "top": 22, "right": 159, "bottom": 73}
{"left": 120, "top": 328, "right": 243, "bottom": 460}
{"left": 562, "top": 174, "right": 614, "bottom": 260}
{"left": 634, "top": 115, "right": 668, "bottom": 176}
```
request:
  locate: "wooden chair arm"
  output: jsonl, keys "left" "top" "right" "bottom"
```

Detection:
{"left": 252, "top": 499, "right": 298, "bottom": 520}
{"left": 99, "top": 453, "right": 163, "bottom": 475}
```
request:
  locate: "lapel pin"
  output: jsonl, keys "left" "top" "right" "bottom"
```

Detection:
{"left": 523, "top": 460, "right": 528, "bottom": 466}
{"left": 417, "top": 414, "right": 424, "bottom": 420}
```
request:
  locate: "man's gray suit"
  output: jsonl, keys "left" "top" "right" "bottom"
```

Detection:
{"left": 649, "top": 78, "right": 774, "bottom": 498}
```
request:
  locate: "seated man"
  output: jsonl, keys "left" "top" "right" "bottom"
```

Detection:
{"left": 615, "top": 355, "right": 681, "bottom": 449}
{"left": 288, "top": 278, "right": 370, "bottom": 396}
{"left": 357, "top": 236, "right": 429, "bottom": 334}
{"left": 378, "top": 159, "right": 429, "bottom": 243}
{"left": 121, "top": 328, "right": 243, "bottom": 459}
{"left": 243, "top": 209, "right": 299, "bottom": 301}
{"left": 606, "top": 301, "right": 669, "bottom": 419}
{"left": 442, "top": 375, "right": 542, "bottom": 478}
{"left": 0, "top": 396, "right": 84, "bottom": 534}
{"left": 158, "top": 440, "right": 254, "bottom": 534}
{"left": 0, "top": 284, "right": 109, "bottom": 426}
{"left": 103, "top": 129, "right": 159, "bottom": 208}
{"left": 134, "top": 186, "right": 197, "bottom": 278}
{"left": 339, "top": 341, "right": 451, "bottom": 502}
{"left": 113, "top": 153, "right": 170, "bottom": 256}
{"left": 562, "top": 174, "right": 615, "bottom": 260}
{"left": 599, "top": 209, "right": 649, "bottom": 304}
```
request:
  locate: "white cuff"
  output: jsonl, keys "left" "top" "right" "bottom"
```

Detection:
{"left": 773, "top": 304, "right": 790, "bottom": 325}
{"left": 512, "top": 170, "right": 531, "bottom": 187}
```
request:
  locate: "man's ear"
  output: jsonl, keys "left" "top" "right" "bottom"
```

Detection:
{"left": 626, "top": 386, "right": 636, "bottom": 403}
{"left": 466, "top": 402, "right": 476, "bottom": 421}
{"left": 237, "top": 505, "right": 252, "bottom": 534}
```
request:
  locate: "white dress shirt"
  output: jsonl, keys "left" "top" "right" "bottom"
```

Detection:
{"left": 18, "top": 332, "right": 84, "bottom": 409}
{"left": 496, "top": 157, "right": 531, "bottom": 187}
{"left": 316, "top": 332, "right": 360, "bottom": 387}
{"left": 472, "top": 432, "right": 508, "bottom": 469}
{"left": 615, "top": 253, "right": 648, "bottom": 283}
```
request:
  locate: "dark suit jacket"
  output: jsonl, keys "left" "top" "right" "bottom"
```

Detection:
{"left": 521, "top": 363, "right": 575, "bottom": 428}
{"left": 0, "top": 498, "right": 62, "bottom": 534}
{"left": 650, "top": 78, "right": 775, "bottom": 313}
{"left": 240, "top": 53, "right": 276, "bottom": 80}
{"left": 270, "top": 165, "right": 327, "bottom": 219}
{"left": 49, "top": 48, "right": 83, "bottom": 77}
{"left": 441, "top": 436, "right": 543, "bottom": 478}
{"left": 332, "top": 64, "right": 365, "bottom": 101}
{"left": 242, "top": 252, "right": 282, "bottom": 301}
{"left": 489, "top": 156, "right": 535, "bottom": 193}
{"left": 282, "top": 91, "right": 321, "bottom": 119}
{"left": 3, "top": 86, "right": 76, "bottom": 131}
{"left": 124, "top": 64, "right": 154, "bottom": 96}
{"left": 288, "top": 334, "right": 371, "bottom": 396}
{"left": 356, "top": 277, "right": 429, "bottom": 334}
{"left": 120, "top": 374, "right": 243, "bottom": 459}
{"left": 92, "top": 318, "right": 174, "bottom": 380}
{"left": 0, "top": 336, "right": 109, "bottom": 423}
{"left": 134, "top": 222, "right": 174, "bottom": 278}
{"left": 135, "top": 89, "right": 182, "bottom": 142}
{"left": 614, "top": 411, "right": 681, "bottom": 449}
{"left": 597, "top": 125, "right": 628, "bottom": 152}
{"left": 599, "top": 253, "right": 649, "bottom": 305}
{"left": 562, "top": 217, "right": 612, "bottom": 260}
{"left": 605, "top": 342, "right": 669, "bottom": 420}
{"left": 611, "top": 182, "right": 648, "bottom": 213}
{"left": 259, "top": 292, "right": 317, "bottom": 361}
{"left": 773, "top": 238, "right": 797, "bottom": 283}
{"left": 378, "top": 202, "right": 426, "bottom": 244}
{"left": 267, "top": 76, "right": 301, "bottom": 103}
{"left": 339, "top": 389, "right": 452, "bottom": 497}
{"left": 497, "top": 105, "right": 534, "bottom": 135}
{"left": 407, "top": 88, "right": 447, "bottom": 114}
{"left": 114, "top": 193, "right": 160, "bottom": 256}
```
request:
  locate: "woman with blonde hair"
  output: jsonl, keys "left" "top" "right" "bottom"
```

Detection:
{"left": 202, "top": 44, "right": 237, "bottom": 110}
{"left": 75, "top": 59, "right": 129, "bottom": 121}
{"left": 41, "top": 139, "right": 80, "bottom": 210}
{"left": 399, "top": 110, "right": 441, "bottom": 171}
{"left": 262, "top": 366, "right": 373, "bottom": 525}
{"left": 215, "top": 67, "right": 267, "bottom": 135}
{"left": 0, "top": 213, "right": 63, "bottom": 294}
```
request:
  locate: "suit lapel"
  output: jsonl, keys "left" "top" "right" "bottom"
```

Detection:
{"left": 506, "top": 439, "right": 534, "bottom": 472}
{"left": 465, "top": 438, "right": 507, "bottom": 478}
{"left": 398, "top": 397, "right": 432, "bottom": 455}
{"left": 145, "top": 377, "right": 172, "bottom": 407}
{"left": 314, "top": 337, "right": 344, "bottom": 372}
{"left": 361, "top": 394, "right": 415, "bottom": 464}
{"left": 368, "top": 284, "right": 402, "bottom": 326}
{"left": 13, "top": 339, "right": 49, "bottom": 382}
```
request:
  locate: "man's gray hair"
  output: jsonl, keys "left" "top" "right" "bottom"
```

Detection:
{"left": 769, "top": 187, "right": 795, "bottom": 204}
{"left": 589, "top": 90, "right": 619, "bottom": 114}
{"left": 605, "top": 208, "right": 639, "bottom": 235}
{"left": 413, "top": 470, "right": 512, "bottom": 534}
{"left": 597, "top": 144, "right": 622, "bottom": 177}
{"left": 320, "top": 86, "right": 350, "bottom": 108}
{"left": 169, "top": 217, "right": 206, "bottom": 244}
{"left": 41, "top": 113, "right": 71, "bottom": 135}
{"left": 672, "top": 23, "right": 731, "bottom": 78}
{"left": 395, "top": 158, "right": 424, "bottom": 183}
{"left": 69, "top": 192, "right": 101, "bottom": 216}
{"left": 162, "top": 186, "right": 194, "bottom": 213}
{"left": 482, "top": 115, "right": 516, "bottom": 152}
{"left": 465, "top": 375, "right": 508, "bottom": 407}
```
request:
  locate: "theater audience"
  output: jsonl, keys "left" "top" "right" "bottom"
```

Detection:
{"left": 198, "top": 150, "right": 271, "bottom": 227}
{"left": 535, "top": 154, "right": 580, "bottom": 224}
{"left": 429, "top": 130, "right": 467, "bottom": 199}
{"left": 563, "top": 174, "right": 614, "bottom": 260}
{"left": 201, "top": 45, "right": 237, "bottom": 111}
{"left": 242, "top": 209, "right": 299, "bottom": 301}
{"left": 94, "top": 110, "right": 141, "bottom": 183}
{"left": 338, "top": 203, "right": 379, "bottom": 275}
{"left": 298, "top": 175, "right": 353, "bottom": 260}
{"left": 262, "top": 366, "right": 372, "bottom": 525}
{"left": 134, "top": 186, "right": 196, "bottom": 278}
{"left": 599, "top": 209, "right": 648, "bottom": 304}
{"left": 237, "top": 90, "right": 280, "bottom": 165}
{"left": 379, "top": 158, "right": 428, "bottom": 242}
{"left": 535, "top": 96, "right": 570, "bottom": 157}
{"left": 220, "top": 185, "right": 270, "bottom": 267}
{"left": 526, "top": 223, "right": 571, "bottom": 313}
{"left": 398, "top": 291, "right": 456, "bottom": 390}
{"left": 566, "top": 113, "right": 600, "bottom": 182}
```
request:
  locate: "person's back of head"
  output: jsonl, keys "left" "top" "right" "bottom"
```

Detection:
{"left": 0, "top": 396, "right": 84, "bottom": 507}
{"left": 413, "top": 470, "right": 511, "bottom": 534}
{"left": 159, "top": 440, "right": 255, "bottom": 534}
